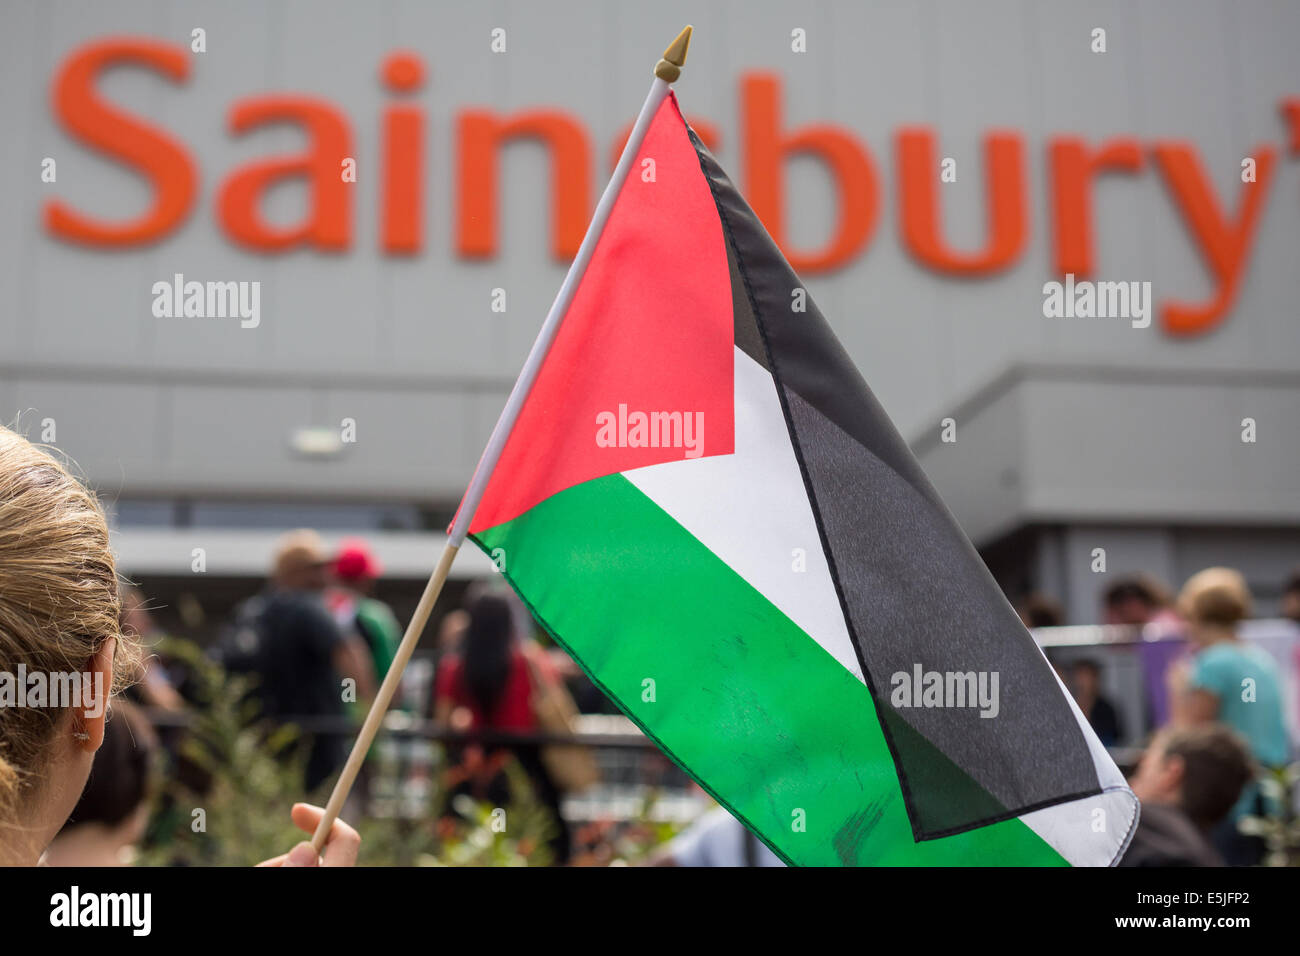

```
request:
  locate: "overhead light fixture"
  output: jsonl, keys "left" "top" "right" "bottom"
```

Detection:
{"left": 289, "top": 426, "right": 345, "bottom": 459}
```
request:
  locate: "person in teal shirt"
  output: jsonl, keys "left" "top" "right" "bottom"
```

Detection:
{"left": 1169, "top": 567, "right": 1291, "bottom": 865}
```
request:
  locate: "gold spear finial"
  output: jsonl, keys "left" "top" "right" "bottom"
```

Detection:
{"left": 654, "top": 25, "right": 692, "bottom": 82}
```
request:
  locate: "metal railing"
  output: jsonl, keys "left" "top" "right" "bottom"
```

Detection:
{"left": 140, "top": 705, "right": 703, "bottom": 825}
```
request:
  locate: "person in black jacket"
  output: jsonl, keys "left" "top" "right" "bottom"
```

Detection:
{"left": 1068, "top": 658, "right": 1124, "bottom": 746}
{"left": 220, "top": 530, "right": 375, "bottom": 790}
{"left": 1121, "top": 725, "right": 1255, "bottom": 867}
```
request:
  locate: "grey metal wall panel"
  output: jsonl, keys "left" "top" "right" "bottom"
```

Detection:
{"left": 1, "top": 0, "right": 1296, "bottom": 519}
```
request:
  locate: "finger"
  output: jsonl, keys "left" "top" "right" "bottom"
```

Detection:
{"left": 256, "top": 853, "right": 288, "bottom": 868}
{"left": 320, "top": 819, "right": 361, "bottom": 867}
{"left": 290, "top": 802, "right": 360, "bottom": 867}
{"left": 290, "top": 802, "right": 327, "bottom": 835}
{"left": 281, "top": 842, "right": 321, "bottom": 867}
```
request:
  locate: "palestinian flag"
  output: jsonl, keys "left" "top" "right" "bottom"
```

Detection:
{"left": 463, "top": 92, "right": 1138, "bottom": 866}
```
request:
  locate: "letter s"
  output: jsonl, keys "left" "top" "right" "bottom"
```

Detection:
{"left": 45, "top": 39, "right": 196, "bottom": 246}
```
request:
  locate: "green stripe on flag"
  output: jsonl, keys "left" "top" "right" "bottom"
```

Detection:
{"left": 473, "top": 472, "right": 1067, "bottom": 866}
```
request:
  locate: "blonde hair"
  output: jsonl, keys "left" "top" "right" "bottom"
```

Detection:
{"left": 1178, "top": 567, "right": 1253, "bottom": 629}
{"left": 0, "top": 426, "right": 139, "bottom": 818}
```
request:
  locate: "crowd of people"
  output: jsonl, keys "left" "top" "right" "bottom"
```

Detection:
{"left": 209, "top": 532, "right": 589, "bottom": 863}
{"left": 2, "top": 483, "right": 601, "bottom": 867}
{"left": 0, "top": 422, "right": 1297, "bottom": 867}
{"left": 1022, "top": 569, "right": 1297, "bottom": 867}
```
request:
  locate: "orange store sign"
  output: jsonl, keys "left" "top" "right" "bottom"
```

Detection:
{"left": 44, "top": 38, "right": 1300, "bottom": 337}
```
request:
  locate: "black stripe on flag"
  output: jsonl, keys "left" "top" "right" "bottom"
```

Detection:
{"left": 687, "top": 126, "right": 1103, "bottom": 841}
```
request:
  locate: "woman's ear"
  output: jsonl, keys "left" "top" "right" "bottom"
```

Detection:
{"left": 74, "top": 636, "right": 116, "bottom": 753}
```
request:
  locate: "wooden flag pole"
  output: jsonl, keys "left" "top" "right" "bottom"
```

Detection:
{"left": 309, "top": 24, "right": 694, "bottom": 855}
{"left": 308, "top": 541, "right": 457, "bottom": 852}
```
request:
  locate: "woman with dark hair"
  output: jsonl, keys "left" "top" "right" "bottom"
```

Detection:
{"left": 461, "top": 596, "right": 519, "bottom": 725}
{"left": 43, "top": 700, "right": 157, "bottom": 866}
{"left": 433, "top": 592, "right": 571, "bottom": 863}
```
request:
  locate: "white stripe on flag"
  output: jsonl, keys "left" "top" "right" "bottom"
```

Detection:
{"left": 624, "top": 347, "right": 864, "bottom": 683}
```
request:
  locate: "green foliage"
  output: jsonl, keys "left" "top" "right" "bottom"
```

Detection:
{"left": 136, "top": 638, "right": 563, "bottom": 866}
{"left": 137, "top": 638, "right": 323, "bottom": 865}
{"left": 428, "top": 763, "right": 557, "bottom": 867}
{"left": 608, "top": 793, "right": 683, "bottom": 865}
{"left": 1239, "top": 762, "right": 1300, "bottom": 867}
{"left": 568, "top": 788, "right": 685, "bottom": 866}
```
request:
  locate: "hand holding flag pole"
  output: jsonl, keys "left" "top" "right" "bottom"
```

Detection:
{"left": 308, "top": 25, "right": 694, "bottom": 855}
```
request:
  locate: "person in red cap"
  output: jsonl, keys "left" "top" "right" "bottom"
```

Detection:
{"left": 328, "top": 539, "right": 403, "bottom": 690}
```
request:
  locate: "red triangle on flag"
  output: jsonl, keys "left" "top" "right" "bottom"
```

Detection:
{"left": 469, "top": 94, "right": 735, "bottom": 535}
